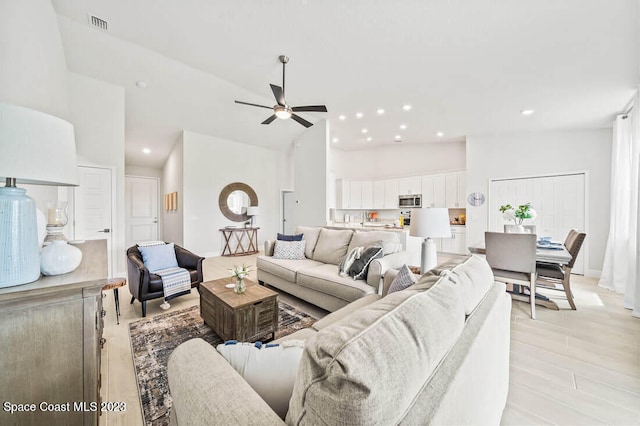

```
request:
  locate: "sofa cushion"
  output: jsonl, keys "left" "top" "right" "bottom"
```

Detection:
{"left": 216, "top": 340, "right": 305, "bottom": 419}
{"left": 294, "top": 226, "right": 322, "bottom": 259}
{"left": 287, "top": 273, "right": 466, "bottom": 425}
{"left": 273, "top": 240, "right": 306, "bottom": 260}
{"left": 447, "top": 255, "right": 496, "bottom": 315}
{"left": 312, "top": 294, "right": 381, "bottom": 331}
{"left": 311, "top": 228, "right": 354, "bottom": 265}
{"left": 347, "top": 230, "right": 403, "bottom": 255}
{"left": 388, "top": 264, "right": 418, "bottom": 294}
{"left": 297, "top": 264, "right": 377, "bottom": 302}
{"left": 256, "top": 256, "right": 324, "bottom": 283}
{"left": 348, "top": 242, "right": 383, "bottom": 280}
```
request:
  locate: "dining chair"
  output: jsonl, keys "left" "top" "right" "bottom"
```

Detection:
{"left": 536, "top": 229, "right": 586, "bottom": 310}
{"left": 485, "top": 232, "right": 538, "bottom": 319}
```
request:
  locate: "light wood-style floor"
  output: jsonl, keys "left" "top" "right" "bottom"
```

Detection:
{"left": 98, "top": 254, "right": 640, "bottom": 426}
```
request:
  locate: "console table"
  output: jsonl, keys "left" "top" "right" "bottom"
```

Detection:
{"left": 220, "top": 227, "right": 259, "bottom": 256}
{"left": 0, "top": 239, "right": 108, "bottom": 425}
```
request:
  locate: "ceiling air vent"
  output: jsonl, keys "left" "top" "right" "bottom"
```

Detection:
{"left": 88, "top": 14, "right": 108, "bottom": 31}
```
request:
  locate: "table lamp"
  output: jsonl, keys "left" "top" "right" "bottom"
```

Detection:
{"left": 409, "top": 208, "right": 452, "bottom": 274}
{"left": 0, "top": 103, "right": 78, "bottom": 288}
{"left": 246, "top": 206, "right": 260, "bottom": 227}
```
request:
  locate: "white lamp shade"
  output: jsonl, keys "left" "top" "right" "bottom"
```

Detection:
{"left": 409, "top": 208, "right": 452, "bottom": 238}
{"left": 0, "top": 103, "right": 78, "bottom": 186}
{"left": 246, "top": 206, "right": 260, "bottom": 216}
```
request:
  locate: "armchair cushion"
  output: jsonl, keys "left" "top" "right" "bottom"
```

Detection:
{"left": 138, "top": 242, "right": 179, "bottom": 272}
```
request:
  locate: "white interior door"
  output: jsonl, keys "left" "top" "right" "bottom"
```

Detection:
{"left": 125, "top": 176, "right": 159, "bottom": 247}
{"left": 283, "top": 191, "right": 295, "bottom": 234}
{"left": 489, "top": 173, "right": 586, "bottom": 274}
{"left": 74, "top": 166, "right": 113, "bottom": 276}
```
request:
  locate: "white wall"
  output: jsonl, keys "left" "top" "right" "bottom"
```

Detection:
{"left": 181, "top": 131, "right": 287, "bottom": 257}
{"left": 293, "top": 120, "right": 330, "bottom": 227}
{"left": 466, "top": 129, "right": 611, "bottom": 275}
{"left": 68, "top": 72, "right": 126, "bottom": 276}
{"left": 162, "top": 135, "right": 184, "bottom": 245}
{"left": 331, "top": 140, "right": 466, "bottom": 180}
{"left": 125, "top": 165, "right": 163, "bottom": 178}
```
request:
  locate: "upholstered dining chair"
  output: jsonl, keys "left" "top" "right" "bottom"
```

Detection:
{"left": 536, "top": 229, "right": 586, "bottom": 310}
{"left": 485, "top": 232, "right": 538, "bottom": 319}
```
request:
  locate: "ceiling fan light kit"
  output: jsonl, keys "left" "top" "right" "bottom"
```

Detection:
{"left": 235, "top": 55, "right": 327, "bottom": 128}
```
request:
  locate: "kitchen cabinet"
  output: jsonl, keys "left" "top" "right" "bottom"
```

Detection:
{"left": 361, "top": 181, "right": 373, "bottom": 209}
{"left": 445, "top": 171, "right": 466, "bottom": 208}
{"left": 384, "top": 179, "right": 399, "bottom": 209}
{"left": 336, "top": 179, "right": 350, "bottom": 209}
{"left": 350, "top": 181, "right": 363, "bottom": 209}
{"left": 372, "top": 180, "right": 385, "bottom": 209}
{"left": 421, "top": 174, "right": 446, "bottom": 208}
{"left": 441, "top": 226, "right": 467, "bottom": 254}
{"left": 398, "top": 176, "right": 421, "bottom": 195}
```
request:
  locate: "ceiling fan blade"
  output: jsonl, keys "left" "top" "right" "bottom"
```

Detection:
{"left": 235, "top": 100, "right": 273, "bottom": 110}
{"left": 290, "top": 114, "right": 313, "bottom": 128}
{"left": 261, "top": 115, "right": 277, "bottom": 125}
{"left": 291, "top": 105, "right": 328, "bottom": 113}
{"left": 270, "top": 84, "right": 285, "bottom": 106}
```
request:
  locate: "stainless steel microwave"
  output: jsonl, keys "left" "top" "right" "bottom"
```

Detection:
{"left": 398, "top": 194, "right": 422, "bottom": 208}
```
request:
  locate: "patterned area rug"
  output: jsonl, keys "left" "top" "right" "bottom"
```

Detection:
{"left": 129, "top": 302, "right": 316, "bottom": 426}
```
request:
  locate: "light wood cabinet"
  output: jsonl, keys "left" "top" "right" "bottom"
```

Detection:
{"left": 0, "top": 239, "right": 108, "bottom": 426}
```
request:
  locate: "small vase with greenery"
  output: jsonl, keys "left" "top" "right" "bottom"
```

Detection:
{"left": 230, "top": 264, "right": 251, "bottom": 294}
{"left": 499, "top": 202, "right": 537, "bottom": 225}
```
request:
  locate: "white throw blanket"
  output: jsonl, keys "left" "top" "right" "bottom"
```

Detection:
{"left": 153, "top": 267, "right": 191, "bottom": 301}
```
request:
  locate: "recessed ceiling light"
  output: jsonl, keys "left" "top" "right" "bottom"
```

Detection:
{"left": 332, "top": 137, "right": 339, "bottom": 143}
{"left": 136, "top": 81, "right": 147, "bottom": 89}
{"left": 366, "top": 137, "right": 372, "bottom": 142}
{"left": 142, "top": 148, "right": 151, "bottom": 154}
{"left": 338, "top": 115, "right": 346, "bottom": 121}
{"left": 376, "top": 108, "right": 385, "bottom": 115}
{"left": 394, "top": 135, "right": 401, "bottom": 140}
{"left": 436, "top": 132, "right": 444, "bottom": 137}
{"left": 400, "top": 124, "right": 407, "bottom": 130}
{"left": 362, "top": 128, "right": 368, "bottom": 134}
{"left": 402, "top": 104, "right": 412, "bottom": 111}
{"left": 356, "top": 112, "right": 364, "bottom": 119}
{"left": 521, "top": 109, "right": 535, "bottom": 116}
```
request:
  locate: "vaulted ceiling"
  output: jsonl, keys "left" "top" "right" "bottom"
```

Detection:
{"left": 52, "top": 0, "right": 639, "bottom": 167}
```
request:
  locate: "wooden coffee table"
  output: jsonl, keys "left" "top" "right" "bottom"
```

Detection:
{"left": 200, "top": 277, "right": 278, "bottom": 342}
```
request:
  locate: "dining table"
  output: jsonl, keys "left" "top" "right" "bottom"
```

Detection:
{"left": 468, "top": 240, "right": 573, "bottom": 310}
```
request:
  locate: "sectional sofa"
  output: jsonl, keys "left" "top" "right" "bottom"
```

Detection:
{"left": 168, "top": 254, "right": 512, "bottom": 425}
{"left": 256, "top": 226, "right": 407, "bottom": 312}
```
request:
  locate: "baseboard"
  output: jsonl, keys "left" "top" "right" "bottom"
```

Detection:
{"left": 584, "top": 269, "right": 602, "bottom": 278}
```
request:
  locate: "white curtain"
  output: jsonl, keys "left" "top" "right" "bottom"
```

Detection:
{"left": 599, "top": 91, "right": 640, "bottom": 318}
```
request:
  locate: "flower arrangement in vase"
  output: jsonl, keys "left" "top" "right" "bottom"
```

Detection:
{"left": 230, "top": 264, "right": 251, "bottom": 294}
{"left": 499, "top": 202, "right": 537, "bottom": 232}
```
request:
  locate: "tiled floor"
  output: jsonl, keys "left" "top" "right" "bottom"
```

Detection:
{"left": 98, "top": 253, "right": 640, "bottom": 426}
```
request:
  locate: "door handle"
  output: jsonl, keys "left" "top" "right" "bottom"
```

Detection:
{"left": 98, "top": 228, "right": 110, "bottom": 233}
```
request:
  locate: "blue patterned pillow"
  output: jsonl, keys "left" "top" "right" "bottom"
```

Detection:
{"left": 273, "top": 240, "right": 306, "bottom": 260}
{"left": 277, "top": 233, "right": 304, "bottom": 241}
{"left": 388, "top": 264, "right": 418, "bottom": 294}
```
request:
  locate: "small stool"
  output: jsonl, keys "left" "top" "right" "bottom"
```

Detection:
{"left": 103, "top": 278, "right": 127, "bottom": 324}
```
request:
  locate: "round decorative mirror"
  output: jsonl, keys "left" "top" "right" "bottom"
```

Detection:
{"left": 219, "top": 182, "right": 258, "bottom": 222}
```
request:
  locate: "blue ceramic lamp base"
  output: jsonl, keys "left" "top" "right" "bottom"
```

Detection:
{"left": 0, "top": 186, "right": 41, "bottom": 287}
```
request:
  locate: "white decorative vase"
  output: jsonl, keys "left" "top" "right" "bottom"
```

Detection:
{"left": 40, "top": 240, "right": 83, "bottom": 276}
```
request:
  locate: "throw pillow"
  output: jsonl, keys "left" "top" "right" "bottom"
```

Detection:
{"left": 388, "top": 264, "right": 418, "bottom": 294}
{"left": 273, "top": 240, "right": 306, "bottom": 260}
{"left": 338, "top": 246, "right": 363, "bottom": 277}
{"left": 348, "top": 242, "right": 384, "bottom": 280}
{"left": 277, "top": 233, "right": 304, "bottom": 241}
{"left": 216, "top": 340, "right": 305, "bottom": 419}
{"left": 138, "top": 242, "right": 179, "bottom": 272}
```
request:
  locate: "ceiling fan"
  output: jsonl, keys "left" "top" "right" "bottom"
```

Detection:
{"left": 235, "top": 55, "right": 327, "bottom": 128}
